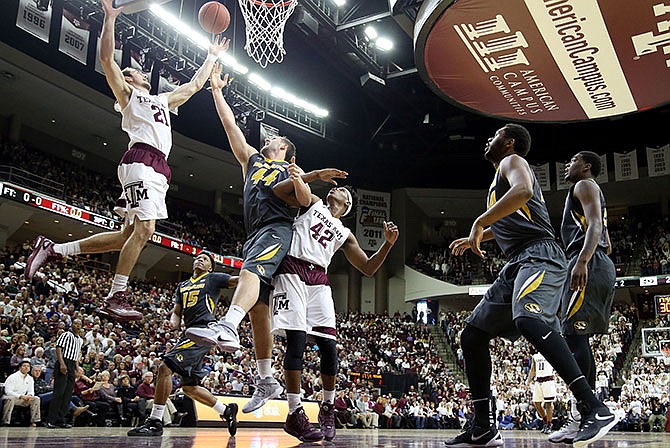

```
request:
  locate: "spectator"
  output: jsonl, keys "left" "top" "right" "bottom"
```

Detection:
{"left": 2, "top": 359, "right": 40, "bottom": 426}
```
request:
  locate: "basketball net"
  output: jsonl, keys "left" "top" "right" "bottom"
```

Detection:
{"left": 238, "top": 0, "right": 297, "bottom": 68}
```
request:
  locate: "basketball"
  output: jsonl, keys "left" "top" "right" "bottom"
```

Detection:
{"left": 198, "top": 1, "right": 231, "bottom": 34}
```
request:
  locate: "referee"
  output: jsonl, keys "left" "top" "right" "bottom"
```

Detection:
{"left": 46, "top": 318, "right": 83, "bottom": 428}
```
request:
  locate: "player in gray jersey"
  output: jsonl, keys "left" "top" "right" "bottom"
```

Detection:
{"left": 549, "top": 151, "right": 616, "bottom": 444}
{"left": 445, "top": 124, "right": 616, "bottom": 448}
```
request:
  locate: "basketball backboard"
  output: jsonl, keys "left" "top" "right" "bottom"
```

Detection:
{"left": 112, "top": 0, "right": 170, "bottom": 14}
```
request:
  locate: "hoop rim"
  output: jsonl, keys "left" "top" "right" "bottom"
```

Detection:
{"left": 249, "top": 0, "right": 293, "bottom": 8}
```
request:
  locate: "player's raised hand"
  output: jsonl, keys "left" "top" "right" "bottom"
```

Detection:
{"left": 208, "top": 35, "right": 230, "bottom": 58}
{"left": 288, "top": 156, "right": 305, "bottom": 181}
{"left": 101, "top": 0, "right": 123, "bottom": 18}
{"left": 449, "top": 237, "right": 471, "bottom": 256}
{"left": 383, "top": 221, "right": 399, "bottom": 245}
{"left": 316, "top": 168, "right": 348, "bottom": 185}
{"left": 210, "top": 64, "right": 229, "bottom": 91}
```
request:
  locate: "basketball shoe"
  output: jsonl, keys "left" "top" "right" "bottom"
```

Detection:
{"left": 25, "top": 236, "right": 62, "bottom": 279}
{"left": 185, "top": 321, "right": 240, "bottom": 352}
{"left": 443, "top": 422, "right": 503, "bottom": 447}
{"left": 318, "top": 402, "right": 336, "bottom": 441}
{"left": 572, "top": 400, "right": 618, "bottom": 448}
{"left": 101, "top": 291, "right": 143, "bottom": 321}
{"left": 221, "top": 402, "right": 238, "bottom": 436}
{"left": 127, "top": 418, "right": 163, "bottom": 437}
{"left": 284, "top": 407, "right": 324, "bottom": 442}
{"left": 548, "top": 399, "right": 580, "bottom": 444}
{"left": 242, "top": 376, "right": 284, "bottom": 413}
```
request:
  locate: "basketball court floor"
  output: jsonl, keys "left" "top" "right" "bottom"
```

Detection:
{"left": 2, "top": 427, "right": 669, "bottom": 447}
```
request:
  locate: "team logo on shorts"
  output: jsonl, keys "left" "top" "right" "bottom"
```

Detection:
{"left": 256, "top": 265, "right": 266, "bottom": 276}
{"left": 123, "top": 181, "right": 148, "bottom": 208}
{"left": 272, "top": 293, "right": 289, "bottom": 315}
{"left": 573, "top": 321, "right": 589, "bottom": 331}
{"left": 524, "top": 302, "right": 543, "bottom": 314}
{"left": 175, "top": 353, "right": 183, "bottom": 362}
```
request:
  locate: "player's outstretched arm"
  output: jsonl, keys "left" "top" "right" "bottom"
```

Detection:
{"left": 100, "top": 0, "right": 131, "bottom": 109}
{"left": 210, "top": 63, "right": 256, "bottom": 174}
{"left": 342, "top": 221, "right": 398, "bottom": 277}
{"left": 300, "top": 168, "right": 348, "bottom": 185}
{"left": 167, "top": 36, "right": 229, "bottom": 110}
{"left": 273, "top": 157, "right": 318, "bottom": 208}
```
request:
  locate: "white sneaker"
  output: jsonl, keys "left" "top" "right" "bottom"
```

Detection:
{"left": 185, "top": 321, "right": 240, "bottom": 352}
{"left": 548, "top": 417, "right": 580, "bottom": 444}
{"left": 242, "top": 376, "right": 284, "bottom": 413}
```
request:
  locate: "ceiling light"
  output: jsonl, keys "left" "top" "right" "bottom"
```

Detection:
{"left": 365, "top": 26, "right": 378, "bottom": 40}
{"left": 68, "top": 233, "right": 73, "bottom": 237}
{"left": 440, "top": 211, "right": 445, "bottom": 215}
{"left": 189, "top": 173, "right": 194, "bottom": 177}
{"left": 88, "top": 230, "right": 94, "bottom": 233}
{"left": 51, "top": 119, "right": 56, "bottom": 123}
{"left": 249, "top": 73, "right": 271, "bottom": 91}
{"left": 330, "top": 0, "right": 345, "bottom": 6}
{"left": 54, "top": 220, "right": 59, "bottom": 223}
{"left": 176, "top": 256, "right": 180, "bottom": 259}
{"left": 24, "top": 221, "right": 29, "bottom": 224}
{"left": 103, "top": 142, "right": 108, "bottom": 146}
{"left": 175, "top": 264, "right": 180, "bottom": 267}
{"left": 229, "top": 185, "right": 233, "bottom": 189}
{"left": 376, "top": 37, "right": 394, "bottom": 51}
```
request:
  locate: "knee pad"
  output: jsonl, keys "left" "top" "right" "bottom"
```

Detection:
{"left": 316, "top": 337, "right": 338, "bottom": 376}
{"left": 284, "top": 330, "right": 306, "bottom": 371}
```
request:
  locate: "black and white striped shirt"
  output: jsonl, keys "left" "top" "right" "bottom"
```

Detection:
{"left": 56, "top": 331, "right": 83, "bottom": 362}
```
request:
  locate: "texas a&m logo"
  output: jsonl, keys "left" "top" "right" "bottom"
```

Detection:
{"left": 124, "top": 181, "right": 148, "bottom": 208}
{"left": 272, "top": 293, "right": 290, "bottom": 315}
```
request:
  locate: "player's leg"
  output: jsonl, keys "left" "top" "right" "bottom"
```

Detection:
{"left": 445, "top": 270, "right": 513, "bottom": 447}
{"left": 25, "top": 223, "right": 134, "bottom": 280}
{"left": 307, "top": 284, "right": 338, "bottom": 441}
{"left": 512, "top": 242, "right": 616, "bottom": 447}
{"left": 182, "top": 385, "right": 238, "bottom": 436}
{"left": 545, "top": 401, "right": 554, "bottom": 432}
{"left": 128, "top": 361, "right": 172, "bottom": 437}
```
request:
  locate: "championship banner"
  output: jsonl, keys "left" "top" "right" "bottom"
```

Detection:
{"left": 356, "top": 189, "right": 391, "bottom": 251}
{"left": 596, "top": 153, "right": 608, "bottom": 184}
{"left": 415, "top": 0, "right": 670, "bottom": 122}
{"left": 555, "top": 162, "right": 570, "bottom": 190}
{"left": 16, "top": 0, "right": 52, "bottom": 43}
{"left": 646, "top": 145, "right": 670, "bottom": 177}
{"left": 531, "top": 163, "right": 550, "bottom": 191}
{"left": 614, "top": 150, "right": 639, "bottom": 181}
{"left": 59, "top": 5, "right": 91, "bottom": 64}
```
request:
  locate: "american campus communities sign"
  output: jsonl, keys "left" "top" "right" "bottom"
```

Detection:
{"left": 415, "top": 0, "right": 670, "bottom": 122}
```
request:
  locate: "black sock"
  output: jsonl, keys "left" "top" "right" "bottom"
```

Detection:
{"left": 566, "top": 334, "right": 596, "bottom": 389}
{"left": 461, "top": 324, "right": 494, "bottom": 426}
{"left": 515, "top": 317, "right": 599, "bottom": 406}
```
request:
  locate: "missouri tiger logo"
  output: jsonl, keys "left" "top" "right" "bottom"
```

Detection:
{"left": 524, "top": 302, "right": 543, "bottom": 314}
{"left": 573, "top": 321, "right": 589, "bottom": 331}
{"left": 256, "top": 265, "right": 266, "bottom": 276}
{"left": 175, "top": 353, "right": 184, "bottom": 362}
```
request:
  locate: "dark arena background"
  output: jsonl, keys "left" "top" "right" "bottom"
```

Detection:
{"left": 0, "top": 0, "right": 669, "bottom": 447}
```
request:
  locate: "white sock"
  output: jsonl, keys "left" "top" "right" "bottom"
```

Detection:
{"left": 257, "top": 359, "right": 272, "bottom": 379}
{"left": 322, "top": 389, "right": 335, "bottom": 404}
{"left": 287, "top": 393, "right": 301, "bottom": 414}
{"left": 213, "top": 401, "right": 227, "bottom": 415}
{"left": 53, "top": 242, "right": 80, "bottom": 257}
{"left": 150, "top": 404, "right": 165, "bottom": 421}
{"left": 108, "top": 274, "right": 129, "bottom": 297}
{"left": 223, "top": 305, "right": 246, "bottom": 329}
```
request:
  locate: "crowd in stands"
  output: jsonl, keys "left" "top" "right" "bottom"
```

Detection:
{"left": 0, "top": 140, "right": 245, "bottom": 258}
{"left": 409, "top": 214, "right": 669, "bottom": 285}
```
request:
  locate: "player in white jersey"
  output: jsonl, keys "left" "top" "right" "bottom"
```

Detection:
{"left": 527, "top": 352, "right": 557, "bottom": 433}
{"left": 271, "top": 159, "right": 399, "bottom": 442}
{"left": 25, "top": 0, "right": 227, "bottom": 320}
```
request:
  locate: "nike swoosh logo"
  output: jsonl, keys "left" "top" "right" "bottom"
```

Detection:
{"left": 271, "top": 234, "right": 280, "bottom": 239}
{"left": 595, "top": 413, "right": 614, "bottom": 421}
{"left": 471, "top": 430, "right": 491, "bottom": 441}
{"left": 542, "top": 331, "right": 552, "bottom": 340}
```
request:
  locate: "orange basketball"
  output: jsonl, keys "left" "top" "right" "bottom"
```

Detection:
{"left": 198, "top": 1, "right": 231, "bottom": 34}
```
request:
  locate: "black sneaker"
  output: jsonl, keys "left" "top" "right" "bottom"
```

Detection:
{"left": 127, "top": 418, "right": 163, "bottom": 437}
{"left": 444, "top": 423, "right": 503, "bottom": 447}
{"left": 573, "top": 401, "right": 618, "bottom": 448}
{"left": 221, "top": 403, "right": 239, "bottom": 436}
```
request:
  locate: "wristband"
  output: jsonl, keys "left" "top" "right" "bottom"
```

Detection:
{"left": 206, "top": 54, "right": 218, "bottom": 63}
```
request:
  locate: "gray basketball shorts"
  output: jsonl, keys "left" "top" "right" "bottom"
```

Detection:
{"left": 161, "top": 336, "right": 211, "bottom": 386}
{"left": 241, "top": 222, "right": 293, "bottom": 304}
{"left": 561, "top": 249, "right": 615, "bottom": 335}
{"left": 467, "top": 239, "right": 568, "bottom": 340}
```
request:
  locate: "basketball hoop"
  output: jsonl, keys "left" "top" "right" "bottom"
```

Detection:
{"left": 238, "top": 0, "right": 298, "bottom": 68}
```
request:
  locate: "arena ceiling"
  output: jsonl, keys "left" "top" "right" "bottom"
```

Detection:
{"left": 1, "top": 0, "right": 669, "bottom": 200}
